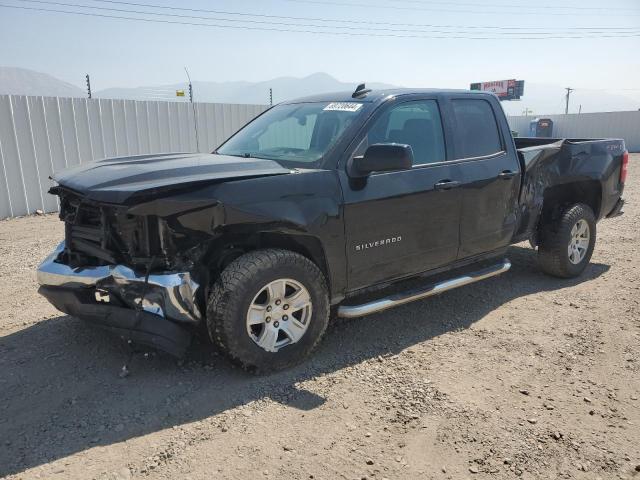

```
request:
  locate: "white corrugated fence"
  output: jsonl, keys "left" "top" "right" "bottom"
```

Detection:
{"left": 0, "top": 95, "right": 267, "bottom": 219}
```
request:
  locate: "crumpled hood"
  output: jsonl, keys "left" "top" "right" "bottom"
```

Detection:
{"left": 52, "top": 152, "right": 291, "bottom": 204}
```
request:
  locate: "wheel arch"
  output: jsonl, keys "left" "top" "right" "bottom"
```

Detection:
{"left": 540, "top": 180, "right": 602, "bottom": 226}
{"left": 203, "top": 229, "right": 332, "bottom": 296}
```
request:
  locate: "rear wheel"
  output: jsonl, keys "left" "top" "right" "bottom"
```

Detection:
{"left": 538, "top": 203, "right": 596, "bottom": 278}
{"left": 207, "top": 249, "right": 330, "bottom": 372}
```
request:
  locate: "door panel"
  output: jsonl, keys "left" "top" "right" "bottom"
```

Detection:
{"left": 458, "top": 154, "right": 521, "bottom": 258}
{"left": 340, "top": 163, "right": 463, "bottom": 291}
{"left": 340, "top": 97, "right": 463, "bottom": 292}
{"left": 447, "top": 97, "right": 522, "bottom": 258}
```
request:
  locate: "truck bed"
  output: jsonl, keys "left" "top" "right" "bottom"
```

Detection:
{"left": 512, "top": 136, "right": 626, "bottom": 242}
{"left": 514, "top": 137, "right": 626, "bottom": 167}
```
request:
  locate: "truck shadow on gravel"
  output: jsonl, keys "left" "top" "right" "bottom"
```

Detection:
{"left": 0, "top": 246, "right": 610, "bottom": 476}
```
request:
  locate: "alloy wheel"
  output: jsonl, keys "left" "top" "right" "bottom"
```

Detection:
{"left": 246, "top": 278, "right": 313, "bottom": 352}
{"left": 568, "top": 219, "right": 590, "bottom": 265}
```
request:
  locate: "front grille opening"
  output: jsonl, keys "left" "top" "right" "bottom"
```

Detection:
{"left": 57, "top": 191, "right": 163, "bottom": 268}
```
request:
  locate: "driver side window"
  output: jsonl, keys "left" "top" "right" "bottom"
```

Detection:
{"left": 359, "top": 100, "right": 446, "bottom": 165}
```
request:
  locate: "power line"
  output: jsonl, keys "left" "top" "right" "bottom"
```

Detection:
{"left": 15, "top": 0, "right": 640, "bottom": 35}
{"left": 386, "top": 0, "right": 640, "bottom": 12}
{"left": 566, "top": 87, "right": 640, "bottom": 92}
{"left": 285, "top": 0, "right": 640, "bottom": 16}
{"left": 59, "top": 0, "right": 640, "bottom": 31}
{"left": 3, "top": 3, "right": 640, "bottom": 39}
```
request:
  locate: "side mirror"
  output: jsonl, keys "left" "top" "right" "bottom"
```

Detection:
{"left": 349, "top": 143, "right": 413, "bottom": 177}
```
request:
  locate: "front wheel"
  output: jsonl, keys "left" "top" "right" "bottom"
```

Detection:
{"left": 538, "top": 203, "right": 596, "bottom": 278}
{"left": 206, "top": 249, "right": 330, "bottom": 372}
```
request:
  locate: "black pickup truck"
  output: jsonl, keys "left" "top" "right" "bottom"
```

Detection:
{"left": 37, "top": 86, "right": 628, "bottom": 371}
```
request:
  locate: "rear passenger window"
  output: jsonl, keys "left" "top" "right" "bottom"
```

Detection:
{"left": 365, "top": 100, "right": 446, "bottom": 165}
{"left": 451, "top": 99, "right": 503, "bottom": 159}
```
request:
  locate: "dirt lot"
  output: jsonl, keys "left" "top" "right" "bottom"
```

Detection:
{"left": 1, "top": 156, "right": 639, "bottom": 480}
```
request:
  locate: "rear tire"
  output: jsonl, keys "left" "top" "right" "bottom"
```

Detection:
{"left": 538, "top": 203, "right": 596, "bottom": 278}
{"left": 206, "top": 249, "right": 329, "bottom": 372}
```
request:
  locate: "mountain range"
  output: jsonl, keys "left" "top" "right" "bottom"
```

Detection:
{"left": 1, "top": 66, "right": 638, "bottom": 115}
{"left": 95, "top": 72, "right": 397, "bottom": 105}
{"left": 0, "top": 66, "right": 85, "bottom": 97}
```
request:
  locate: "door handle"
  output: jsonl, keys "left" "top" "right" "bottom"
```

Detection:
{"left": 498, "top": 170, "right": 517, "bottom": 180}
{"left": 434, "top": 180, "right": 461, "bottom": 190}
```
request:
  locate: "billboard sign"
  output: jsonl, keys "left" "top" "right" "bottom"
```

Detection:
{"left": 470, "top": 79, "right": 525, "bottom": 101}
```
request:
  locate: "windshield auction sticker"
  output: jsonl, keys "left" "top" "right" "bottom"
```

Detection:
{"left": 323, "top": 102, "right": 363, "bottom": 112}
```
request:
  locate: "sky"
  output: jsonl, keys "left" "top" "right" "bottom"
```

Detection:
{"left": 0, "top": 0, "right": 639, "bottom": 100}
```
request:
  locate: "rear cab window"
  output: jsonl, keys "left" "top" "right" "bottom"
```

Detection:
{"left": 451, "top": 99, "right": 504, "bottom": 159}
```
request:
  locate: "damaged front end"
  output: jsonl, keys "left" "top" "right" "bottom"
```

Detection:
{"left": 37, "top": 188, "right": 205, "bottom": 356}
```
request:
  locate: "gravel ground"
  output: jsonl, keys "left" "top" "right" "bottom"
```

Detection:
{"left": 1, "top": 156, "right": 639, "bottom": 480}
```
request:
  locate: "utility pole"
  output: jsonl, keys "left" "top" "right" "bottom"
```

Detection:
{"left": 522, "top": 107, "right": 533, "bottom": 116}
{"left": 184, "top": 67, "right": 199, "bottom": 152}
{"left": 269, "top": 88, "right": 273, "bottom": 106}
{"left": 184, "top": 67, "right": 193, "bottom": 103}
{"left": 564, "top": 87, "right": 574, "bottom": 114}
{"left": 85, "top": 74, "right": 92, "bottom": 99}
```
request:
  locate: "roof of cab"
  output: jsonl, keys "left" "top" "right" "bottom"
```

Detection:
{"left": 281, "top": 88, "right": 494, "bottom": 105}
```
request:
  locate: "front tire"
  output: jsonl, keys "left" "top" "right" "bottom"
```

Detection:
{"left": 207, "top": 249, "right": 330, "bottom": 372}
{"left": 538, "top": 203, "right": 596, "bottom": 278}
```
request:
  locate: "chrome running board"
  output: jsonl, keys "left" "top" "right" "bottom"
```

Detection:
{"left": 337, "top": 259, "right": 511, "bottom": 318}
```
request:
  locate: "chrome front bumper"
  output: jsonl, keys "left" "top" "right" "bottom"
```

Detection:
{"left": 37, "top": 242, "right": 201, "bottom": 324}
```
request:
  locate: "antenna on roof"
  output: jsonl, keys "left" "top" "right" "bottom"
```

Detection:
{"left": 352, "top": 83, "right": 372, "bottom": 98}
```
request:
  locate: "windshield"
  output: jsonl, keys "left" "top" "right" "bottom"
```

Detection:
{"left": 217, "top": 102, "right": 364, "bottom": 167}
